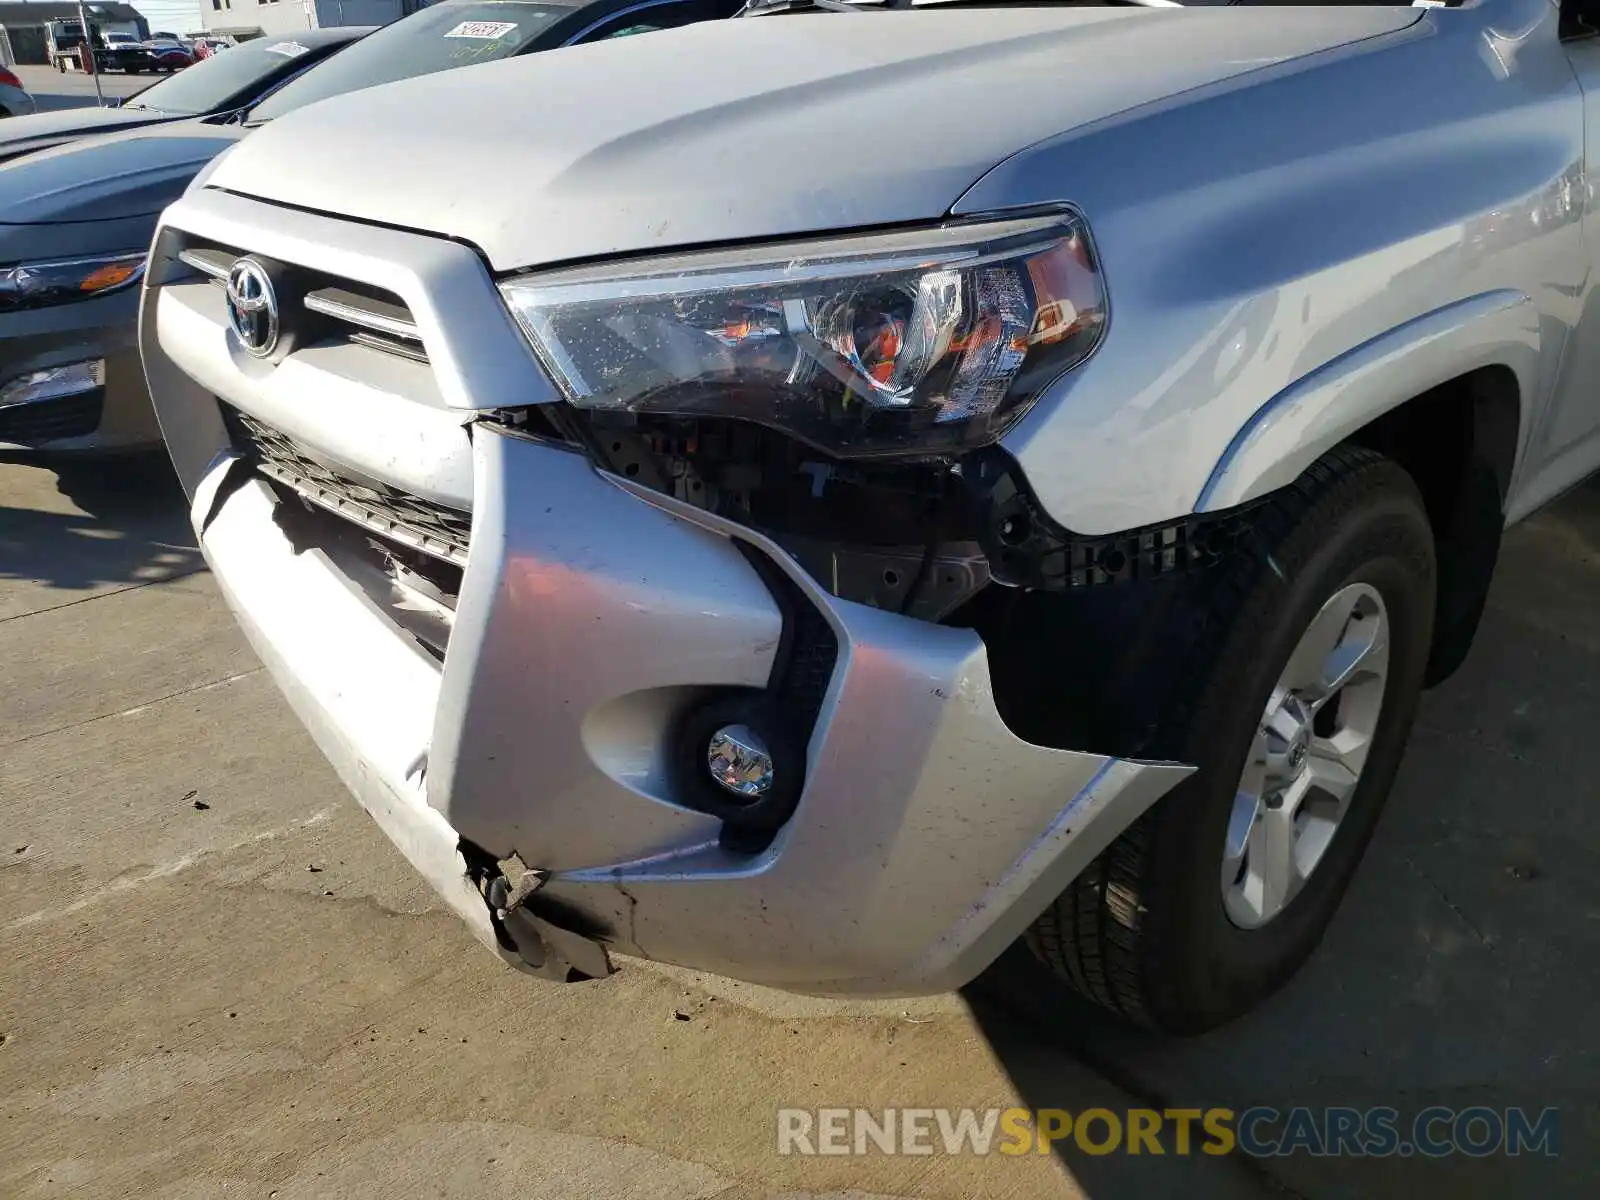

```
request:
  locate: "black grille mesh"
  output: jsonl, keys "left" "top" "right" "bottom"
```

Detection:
{"left": 224, "top": 407, "right": 471, "bottom": 564}
{"left": 0, "top": 391, "right": 104, "bottom": 444}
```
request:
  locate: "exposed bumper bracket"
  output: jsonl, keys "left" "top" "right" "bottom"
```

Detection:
{"left": 488, "top": 858, "right": 549, "bottom": 919}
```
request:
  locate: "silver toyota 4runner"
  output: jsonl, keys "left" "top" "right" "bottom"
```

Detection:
{"left": 141, "top": 0, "right": 1598, "bottom": 1032}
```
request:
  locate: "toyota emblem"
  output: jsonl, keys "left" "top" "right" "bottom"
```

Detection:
{"left": 225, "top": 258, "right": 279, "bottom": 358}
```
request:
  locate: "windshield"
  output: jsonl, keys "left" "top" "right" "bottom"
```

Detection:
{"left": 249, "top": 1, "right": 576, "bottom": 123}
{"left": 125, "top": 37, "right": 326, "bottom": 116}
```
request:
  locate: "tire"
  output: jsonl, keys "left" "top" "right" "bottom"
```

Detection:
{"left": 1026, "top": 446, "right": 1436, "bottom": 1034}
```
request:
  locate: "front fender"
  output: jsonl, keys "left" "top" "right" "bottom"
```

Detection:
{"left": 1194, "top": 290, "right": 1540, "bottom": 512}
{"left": 963, "top": 0, "right": 1578, "bottom": 536}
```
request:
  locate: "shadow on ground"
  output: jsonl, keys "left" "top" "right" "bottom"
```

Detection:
{"left": 0, "top": 451, "right": 202, "bottom": 606}
{"left": 964, "top": 478, "right": 1600, "bottom": 1199}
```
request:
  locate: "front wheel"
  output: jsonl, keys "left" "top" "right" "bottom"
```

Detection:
{"left": 1027, "top": 446, "right": 1436, "bottom": 1033}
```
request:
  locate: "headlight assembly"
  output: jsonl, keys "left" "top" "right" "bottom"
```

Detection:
{"left": 0, "top": 252, "right": 147, "bottom": 313}
{"left": 499, "top": 212, "right": 1105, "bottom": 458}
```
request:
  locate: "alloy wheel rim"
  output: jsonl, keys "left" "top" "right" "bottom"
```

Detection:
{"left": 1221, "top": 582, "right": 1391, "bottom": 929}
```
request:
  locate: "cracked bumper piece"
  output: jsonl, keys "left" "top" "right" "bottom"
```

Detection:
{"left": 194, "top": 468, "right": 610, "bottom": 983}
{"left": 185, "top": 425, "right": 1192, "bottom": 996}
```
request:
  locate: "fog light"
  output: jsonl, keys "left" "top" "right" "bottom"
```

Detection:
{"left": 677, "top": 699, "right": 802, "bottom": 835}
{"left": 707, "top": 725, "right": 774, "bottom": 799}
{"left": 0, "top": 359, "right": 106, "bottom": 410}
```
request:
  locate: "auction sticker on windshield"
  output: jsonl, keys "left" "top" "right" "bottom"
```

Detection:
{"left": 265, "top": 40, "right": 310, "bottom": 56}
{"left": 444, "top": 20, "right": 519, "bottom": 38}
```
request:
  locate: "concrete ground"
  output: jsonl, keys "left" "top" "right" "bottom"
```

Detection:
{"left": 11, "top": 64, "right": 150, "bottom": 113}
{"left": 2, "top": 448, "right": 1594, "bottom": 1199}
{"left": 0, "top": 454, "right": 1272, "bottom": 1200}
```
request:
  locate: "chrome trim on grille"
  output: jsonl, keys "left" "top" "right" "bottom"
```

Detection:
{"left": 178, "top": 246, "right": 233, "bottom": 281}
{"left": 304, "top": 287, "right": 422, "bottom": 342}
{"left": 179, "top": 237, "right": 430, "bottom": 363}
{"left": 349, "top": 329, "right": 430, "bottom": 364}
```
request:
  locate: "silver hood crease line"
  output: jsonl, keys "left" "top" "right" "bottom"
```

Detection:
{"left": 201, "top": 7, "right": 1422, "bottom": 271}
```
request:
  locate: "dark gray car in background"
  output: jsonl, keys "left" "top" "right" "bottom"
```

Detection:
{"left": 0, "top": 0, "right": 742, "bottom": 454}
{"left": 0, "top": 29, "right": 368, "bottom": 164}
{"left": 0, "top": 29, "right": 373, "bottom": 453}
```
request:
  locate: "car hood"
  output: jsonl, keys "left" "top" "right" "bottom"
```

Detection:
{"left": 204, "top": 6, "right": 1419, "bottom": 272}
{"left": 0, "top": 122, "right": 247, "bottom": 224}
{"left": 0, "top": 105, "right": 173, "bottom": 161}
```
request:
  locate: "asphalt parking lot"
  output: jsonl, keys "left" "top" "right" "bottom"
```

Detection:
{"left": 11, "top": 65, "right": 149, "bottom": 113}
{"left": 2, "top": 66, "right": 1597, "bottom": 1200}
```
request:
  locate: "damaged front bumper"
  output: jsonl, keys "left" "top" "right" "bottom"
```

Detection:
{"left": 141, "top": 190, "right": 1194, "bottom": 996}
{"left": 177, "top": 425, "right": 1192, "bottom": 994}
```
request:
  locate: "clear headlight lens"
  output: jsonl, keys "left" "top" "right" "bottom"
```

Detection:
{"left": 499, "top": 213, "right": 1105, "bottom": 458}
{"left": 0, "top": 252, "right": 147, "bottom": 313}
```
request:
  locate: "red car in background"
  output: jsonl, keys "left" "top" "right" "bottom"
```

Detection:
{"left": 144, "top": 39, "right": 194, "bottom": 71}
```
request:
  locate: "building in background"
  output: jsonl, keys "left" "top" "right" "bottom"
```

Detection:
{"left": 200, "top": 0, "right": 420, "bottom": 41}
{"left": 134, "top": 0, "right": 207, "bottom": 37}
{"left": 0, "top": 2, "right": 148, "bottom": 63}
